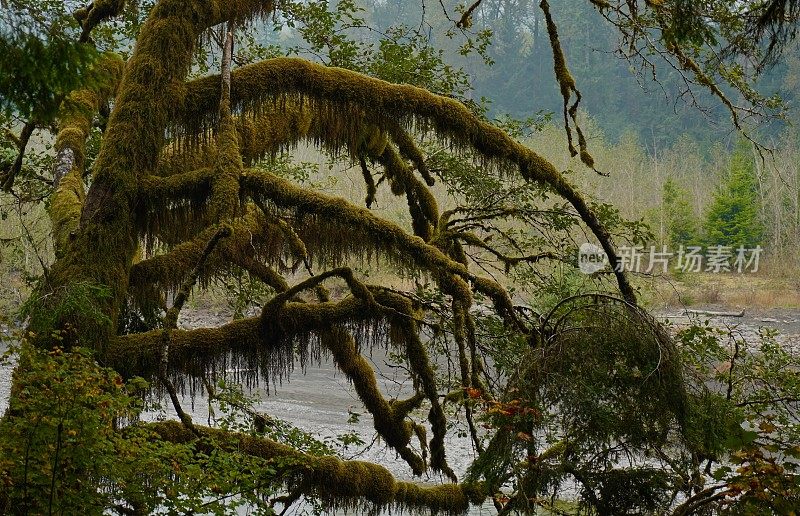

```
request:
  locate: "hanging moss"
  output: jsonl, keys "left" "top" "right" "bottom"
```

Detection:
{"left": 128, "top": 212, "right": 287, "bottom": 301}
{"left": 358, "top": 154, "right": 378, "bottom": 207}
{"left": 137, "top": 171, "right": 217, "bottom": 248}
{"left": 373, "top": 144, "right": 438, "bottom": 241}
{"left": 180, "top": 82, "right": 386, "bottom": 162}
{"left": 156, "top": 144, "right": 218, "bottom": 177}
{"left": 116, "top": 266, "right": 464, "bottom": 478}
{"left": 110, "top": 288, "right": 393, "bottom": 383}
{"left": 241, "top": 169, "right": 456, "bottom": 275}
{"left": 539, "top": 0, "right": 596, "bottom": 171}
{"left": 451, "top": 300, "right": 472, "bottom": 390}
{"left": 387, "top": 122, "right": 435, "bottom": 186}
{"left": 375, "top": 290, "right": 455, "bottom": 480}
{"left": 241, "top": 169, "right": 540, "bottom": 322}
{"left": 180, "top": 57, "right": 634, "bottom": 302}
{"left": 234, "top": 104, "right": 314, "bottom": 165}
{"left": 255, "top": 269, "right": 437, "bottom": 474}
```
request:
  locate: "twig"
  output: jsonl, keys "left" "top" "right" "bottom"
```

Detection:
{"left": 159, "top": 226, "right": 231, "bottom": 436}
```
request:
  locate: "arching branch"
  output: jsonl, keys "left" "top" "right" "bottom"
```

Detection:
{"left": 182, "top": 57, "right": 636, "bottom": 303}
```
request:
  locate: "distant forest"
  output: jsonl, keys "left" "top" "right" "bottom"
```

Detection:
{"left": 266, "top": 0, "right": 798, "bottom": 151}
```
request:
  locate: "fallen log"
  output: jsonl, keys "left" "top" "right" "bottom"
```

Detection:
{"left": 684, "top": 308, "right": 745, "bottom": 318}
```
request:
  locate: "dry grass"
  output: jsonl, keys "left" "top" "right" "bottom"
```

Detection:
{"left": 641, "top": 272, "right": 800, "bottom": 310}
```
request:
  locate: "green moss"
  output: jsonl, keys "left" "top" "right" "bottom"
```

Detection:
{"left": 78, "top": 0, "right": 126, "bottom": 39}
{"left": 156, "top": 144, "right": 217, "bottom": 177}
{"left": 209, "top": 61, "right": 243, "bottom": 221}
{"left": 48, "top": 55, "right": 123, "bottom": 258}
{"left": 378, "top": 292, "right": 455, "bottom": 479}
{"left": 374, "top": 144, "right": 438, "bottom": 240}
{"left": 358, "top": 155, "right": 378, "bottom": 207}
{"left": 387, "top": 122, "right": 435, "bottom": 186}
{"left": 320, "top": 327, "right": 425, "bottom": 474}
{"left": 539, "top": 0, "right": 598, "bottom": 171}
{"left": 241, "top": 169, "right": 461, "bottom": 278}
{"left": 129, "top": 212, "right": 288, "bottom": 299}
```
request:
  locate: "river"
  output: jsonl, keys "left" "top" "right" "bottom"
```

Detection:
{"left": 2, "top": 307, "right": 799, "bottom": 514}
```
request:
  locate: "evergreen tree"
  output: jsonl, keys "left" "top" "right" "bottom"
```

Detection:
{"left": 703, "top": 141, "right": 765, "bottom": 248}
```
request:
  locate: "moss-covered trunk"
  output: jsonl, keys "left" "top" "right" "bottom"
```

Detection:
{"left": 25, "top": 0, "right": 273, "bottom": 351}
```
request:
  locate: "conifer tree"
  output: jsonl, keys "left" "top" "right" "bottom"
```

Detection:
{"left": 704, "top": 141, "right": 765, "bottom": 248}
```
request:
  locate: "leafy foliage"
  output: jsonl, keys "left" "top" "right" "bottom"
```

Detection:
{"left": 0, "top": 342, "right": 325, "bottom": 514}
{"left": 0, "top": 3, "right": 103, "bottom": 122}
{"left": 466, "top": 296, "right": 688, "bottom": 513}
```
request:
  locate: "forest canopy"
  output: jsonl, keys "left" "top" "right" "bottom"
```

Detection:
{"left": 0, "top": 1, "right": 799, "bottom": 514}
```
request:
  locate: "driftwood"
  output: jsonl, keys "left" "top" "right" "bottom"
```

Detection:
{"left": 685, "top": 308, "right": 745, "bottom": 318}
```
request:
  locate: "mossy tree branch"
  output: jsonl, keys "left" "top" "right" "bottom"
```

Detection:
{"left": 0, "top": 121, "right": 35, "bottom": 192}
{"left": 240, "top": 168, "right": 528, "bottom": 327}
{"left": 182, "top": 57, "right": 635, "bottom": 303}
{"left": 147, "top": 420, "right": 485, "bottom": 514}
{"left": 539, "top": 0, "right": 598, "bottom": 173}
{"left": 209, "top": 24, "right": 243, "bottom": 222}
{"left": 74, "top": 0, "right": 127, "bottom": 43}
{"left": 49, "top": 54, "right": 125, "bottom": 257}
{"left": 128, "top": 212, "right": 288, "bottom": 301}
